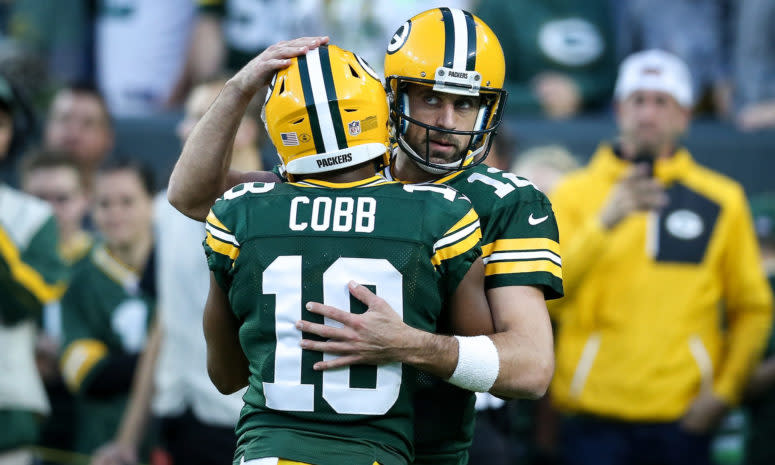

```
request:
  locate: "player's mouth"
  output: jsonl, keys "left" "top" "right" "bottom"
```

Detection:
{"left": 428, "top": 138, "right": 456, "bottom": 153}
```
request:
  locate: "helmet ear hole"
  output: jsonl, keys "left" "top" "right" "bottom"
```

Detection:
{"left": 278, "top": 77, "right": 286, "bottom": 95}
{"left": 348, "top": 64, "right": 360, "bottom": 79}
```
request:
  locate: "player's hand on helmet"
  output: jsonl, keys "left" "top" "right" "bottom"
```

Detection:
{"left": 90, "top": 441, "right": 137, "bottom": 465}
{"left": 229, "top": 36, "right": 330, "bottom": 96}
{"left": 298, "top": 281, "right": 421, "bottom": 370}
{"left": 599, "top": 163, "right": 668, "bottom": 229}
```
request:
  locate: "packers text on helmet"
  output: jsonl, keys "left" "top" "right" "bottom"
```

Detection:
{"left": 263, "top": 44, "right": 390, "bottom": 180}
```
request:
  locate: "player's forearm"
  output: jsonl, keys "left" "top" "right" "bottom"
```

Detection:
{"left": 484, "top": 286, "right": 555, "bottom": 399}
{"left": 400, "top": 329, "right": 459, "bottom": 379}
{"left": 487, "top": 330, "right": 554, "bottom": 399}
{"left": 168, "top": 81, "right": 251, "bottom": 221}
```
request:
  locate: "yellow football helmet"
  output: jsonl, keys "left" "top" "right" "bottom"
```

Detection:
{"left": 263, "top": 44, "right": 390, "bottom": 180}
{"left": 384, "top": 8, "right": 508, "bottom": 173}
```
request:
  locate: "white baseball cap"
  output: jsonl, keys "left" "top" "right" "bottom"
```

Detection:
{"left": 614, "top": 49, "right": 693, "bottom": 108}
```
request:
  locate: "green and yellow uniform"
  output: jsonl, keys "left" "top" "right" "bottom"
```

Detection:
{"left": 59, "top": 244, "right": 155, "bottom": 454}
{"left": 0, "top": 184, "right": 68, "bottom": 451}
{"left": 381, "top": 163, "right": 565, "bottom": 465}
{"left": 204, "top": 176, "right": 483, "bottom": 465}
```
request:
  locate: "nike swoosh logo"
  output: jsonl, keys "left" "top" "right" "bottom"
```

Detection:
{"left": 528, "top": 213, "right": 549, "bottom": 226}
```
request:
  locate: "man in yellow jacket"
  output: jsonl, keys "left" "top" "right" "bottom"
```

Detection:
{"left": 550, "top": 49, "right": 773, "bottom": 465}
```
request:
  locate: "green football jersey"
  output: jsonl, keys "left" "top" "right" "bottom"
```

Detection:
{"left": 60, "top": 244, "right": 155, "bottom": 454}
{"left": 204, "top": 175, "right": 483, "bottom": 465}
{"left": 0, "top": 185, "right": 68, "bottom": 324}
{"left": 381, "top": 163, "right": 564, "bottom": 465}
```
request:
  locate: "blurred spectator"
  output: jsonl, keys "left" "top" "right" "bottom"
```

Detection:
{"left": 185, "top": 0, "right": 325, "bottom": 82}
{"left": 475, "top": 0, "right": 616, "bottom": 118}
{"left": 511, "top": 144, "right": 580, "bottom": 194}
{"left": 485, "top": 124, "right": 519, "bottom": 171}
{"left": 44, "top": 83, "right": 114, "bottom": 190}
{"left": 95, "top": 0, "right": 194, "bottom": 116}
{"left": 8, "top": 0, "right": 92, "bottom": 85}
{"left": 19, "top": 149, "right": 92, "bottom": 265}
{"left": 19, "top": 149, "right": 93, "bottom": 458}
{"left": 733, "top": 0, "right": 775, "bottom": 131}
{"left": 615, "top": 0, "right": 732, "bottom": 116}
{"left": 740, "top": 193, "right": 775, "bottom": 465}
{"left": 549, "top": 50, "right": 773, "bottom": 465}
{"left": 59, "top": 158, "right": 156, "bottom": 456}
{"left": 91, "top": 78, "right": 263, "bottom": 465}
{"left": 0, "top": 72, "right": 68, "bottom": 465}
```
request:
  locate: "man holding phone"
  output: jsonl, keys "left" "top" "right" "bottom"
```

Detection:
{"left": 548, "top": 50, "right": 773, "bottom": 465}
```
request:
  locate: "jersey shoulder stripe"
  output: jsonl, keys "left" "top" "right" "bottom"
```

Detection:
{"left": 483, "top": 237, "right": 562, "bottom": 281}
{"left": 205, "top": 209, "right": 240, "bottom": 261}
{"left": 431, "top": 208, "right": 481, "bottom": 266}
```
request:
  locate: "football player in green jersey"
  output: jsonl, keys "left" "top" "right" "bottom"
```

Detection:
{"left": 202, "top": 44, "right": 496, "bottom": 465}
{"left": 59, "top": 158, "right": 156, "bottom": 455}
{"left": 303, "top": 10, "right": 562, "bottom": 465}
{"left": 167, "top": 9, "right": 561, "bottom": 465}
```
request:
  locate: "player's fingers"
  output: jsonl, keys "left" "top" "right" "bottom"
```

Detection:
{"left": 257, "top": 58, "right": 292, "bottom": 74}
{"left": 271, "top": 37, "right": 328, "bottom": 57}
{"left": 313, "top": 355, "right": 363, "bottom": 371}
{"left": 348, "top": 281, "right": 385, "bottom": 309}
{"left": 304, "top": 302, "right": 356, "bottom": 325}
{"left": 300, "top": 338, "right": 355, "bottom": 355}
{"left": 296, "top": 319, "right": 349, "bottom": 340}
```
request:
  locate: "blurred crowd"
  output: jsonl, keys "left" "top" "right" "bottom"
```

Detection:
{"left": 0, "top": 0, "right": 773, "bottom": 127}
{"left": 0, "top": 1, "right": 774, "bottom": 465}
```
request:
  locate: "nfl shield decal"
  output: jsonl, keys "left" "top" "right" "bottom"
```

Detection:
{"left": 348, "top": 120, "right": 361, "bottom": 136}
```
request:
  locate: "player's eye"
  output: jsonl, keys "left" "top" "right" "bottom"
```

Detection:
{"left": 456, "top": 98, "right": 476, "bottom": 111}
{"left": 423, "top": 94, "right": 440, "bottom": 106}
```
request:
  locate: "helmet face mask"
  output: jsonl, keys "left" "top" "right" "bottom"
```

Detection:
{"left": 263, "top": 44, "right": 390, "bottom": 181}
{"left": 388, "top": 77, "right": 505, "bottom": 173}
{"left": 384, "top": 8, "right": 508, "bottom": 174}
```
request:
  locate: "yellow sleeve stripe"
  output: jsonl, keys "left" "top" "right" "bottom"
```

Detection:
{"left": 482, "top": 238, "right": 561, "bottom": 258}
{"left": 0, "top": 228, "right": 66, "bottom": 303}
{"left": 206, "top": 210, "right": 231, "bottom": 232}
{"left": 206, "top": 232, "right": 240, "bottom": 261}
{"left": 485, "top": 260, "right": 562, "bottom": 279}
{"left": 444, "top": 208, "right": 479, "bottom": 236}
{"left": 431, "top": 226, "right": 482, "bottom": 266}
{"left": 60, "top": 339, "right": 109, "bottom": 392}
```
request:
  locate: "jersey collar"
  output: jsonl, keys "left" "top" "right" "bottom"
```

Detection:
{"left": 290, "top": 175, "right": 389, "bottom": 189}
{"left": 92, "top": 244, "right": 140, "bottom": 295}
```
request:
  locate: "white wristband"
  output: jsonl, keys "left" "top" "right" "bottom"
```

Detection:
{"left": 447, "top": 335, "right": 500, "bottom": 392}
